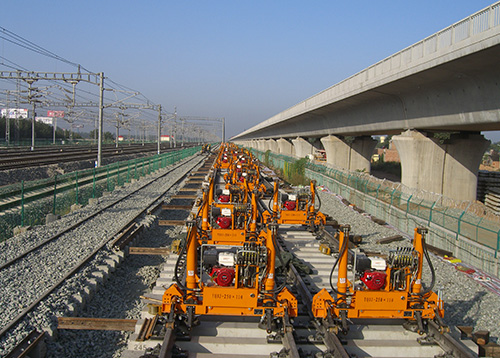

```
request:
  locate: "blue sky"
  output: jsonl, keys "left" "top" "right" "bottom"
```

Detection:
{"left": 1, "top": 1, "right": 499, "bottom": 141}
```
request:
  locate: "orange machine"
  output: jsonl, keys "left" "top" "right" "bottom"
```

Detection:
{"left": 312, "top": 226, "right": 445, "bottom": 334}
{"left": 217, "top": 143, "right": 235, "bottom": 170}
{"left": 263, "top": 180, "right": 329, "bottom": 233}
{"left": 161, "top": 145, "right": 297, "bottom": 330}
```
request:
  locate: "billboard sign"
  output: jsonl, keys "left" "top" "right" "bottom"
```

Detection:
{"left": 1, "top": 108, "right": 28, "bottom": 119}
{"left": 35, "top": 117, "right": 53, "bottom": 125}
{"left": 47, "top": 110, "right": 65, "bottom": 118}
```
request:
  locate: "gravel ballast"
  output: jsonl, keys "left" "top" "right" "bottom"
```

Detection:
{"left": 0, "top": 154, "right": 205, "bottom": 357}
{"left": 1, "top": 157, "right": 498, "bottom": 357}
{"left": 318, "top": 190, "right": 500, "bottom": 343}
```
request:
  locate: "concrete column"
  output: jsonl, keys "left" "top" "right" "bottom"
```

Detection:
{"left": 291, "top": 137, "right": 315, "bottom": 158}
{"left": 257, "top": 140, "right": 267, "bottom": 152}
{"left": 392, "top": 130, "right": 489, "bottom": 201}
{"left": 266, "top": 139, "right": 279, "bottom": 153}
{"left": 320, "top": 135, "right": 376, "bottom": 172}
{"left": 235, "top": 140, "right": 245, "bottom": 147}
{"left": 277, "top": 138, "right": 294, "bottom": 156}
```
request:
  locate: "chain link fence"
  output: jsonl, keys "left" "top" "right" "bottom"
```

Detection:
{"left": 252, "top": 149, "right": 500, "bottom": 277}
{"left": 0, "top": 146, "right": 200, "bottom": 242}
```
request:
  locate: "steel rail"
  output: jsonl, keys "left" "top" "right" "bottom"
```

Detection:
{"left": 277, "top": 233, "right": 350, "bottom": 358}
{"left": 281, "top": 223, "right": 477, "bottom": 358}
{"left": 0, "top": 153, "right": 207, "bottom": 342}
{"left": 427, "top": 320, "right": 476, "bottom": 358}
{"left": 0, "top": 144, "right": 191, "bottom": 170}
{"left": 4, "top": 329, "right": 45, "bottom": 358}
{"left": 0, "top": 153, "right": 195, "bottom": 272}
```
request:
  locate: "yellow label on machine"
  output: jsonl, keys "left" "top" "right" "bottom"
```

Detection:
{"left": 355, "top": 291, "right": 407, "bottom": 311}
{"left": 203, "top": 286, "right": 258, "bottom": 308}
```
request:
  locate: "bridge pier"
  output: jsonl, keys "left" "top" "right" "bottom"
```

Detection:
{"left": 277, "top": 138, "right": 294, "bottom": 156}
{"left": 266, "top": 139, "right": 278, "bottom": 153}
{"left": 392, "top": 130, "right": 489, "bottom": 201}
{"left": 320, "top": 135, "right": 376, "bottom": 172}
{"left": 255, "top": 140, "right": 266, "bottom": 151}
{"left": 291, "top": 137, "right": 319, "bottom": 159}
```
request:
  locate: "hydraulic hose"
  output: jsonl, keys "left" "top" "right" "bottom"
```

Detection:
{"left": 174, "top": 204, "right": 204, "bottom": 291}
{"left": 328, "top": 234, "right": 351, "bottom": 297}
{"left": 315, "top": 186, "right": 322, "bottom": 212}
{"left": 262, "top": 232, "right": 288, "bottom": 294}
{"left": 417, "top": 237, "right": 436, "bottom": 297}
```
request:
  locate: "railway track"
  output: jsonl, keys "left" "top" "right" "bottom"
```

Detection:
{"left": 0, "top": 151, "right": 210, "bottom": 355}
{"left": 124, "top": 227, "right": 475, "bottom": 358}
{"left": 120, "top": 154, "right": 478, "bottom": 358}
{"left": 0, "top": 143, "right": 194, "bottom": 170}
{"left": 3, "top": 145, "right": 483, "bottom": 357}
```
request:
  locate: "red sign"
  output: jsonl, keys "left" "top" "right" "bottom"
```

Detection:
{"left": 47, "top": 110, "right": 65, "bottom": 118}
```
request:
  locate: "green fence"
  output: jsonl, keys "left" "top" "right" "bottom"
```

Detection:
{"left": 0, "top": 146, "right": 200, "bottom": 242}
{"left": 252, "top": 149, "right": 500, "bottom": 277}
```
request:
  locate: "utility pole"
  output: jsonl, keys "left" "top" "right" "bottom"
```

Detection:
{"left": 142, "top": 118, "right": 145, "bottom": 145}
{"left": 181, "top": 116, "right": 185, "bottom": 147}
{"left": 115, "top": 112, "right": 120, "bottom": 148}
{"left": 53, "top": 115, "right": 57, "bottom": 145}
{"left": 222, "top": 117, "right": 225, "bottom": 143}
{"left": 97, "top": 72, "right": 104, "bottom": 167}
{"left": 26, "top": 79, "right": 37, "bottom": 151}
{"left": 5, "top": 91, "right": 10, "bottom": 146}
{"left": 157, "top": 105, "right": 162, "bottom": 155}
{"left": 173, "top": 107, "right": 177, "bottom": 148}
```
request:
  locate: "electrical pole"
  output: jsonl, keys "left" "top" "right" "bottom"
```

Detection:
{"left": 115, "top": 112, "right": 120, "bottom": 148}
{"left": 53, "top": 115, "right": 57, "bottom": 145}
{"left": 5, "top": 91, "right": 10, "bottom": 146}
{"left": 157, "top": 105, "right": 162, "bottom": 155}
{"left": 181, "top": 116, "right": 185, "bottom": 147}
{"left": 142, "top": 118, "right": 145, "bottom": 145}
{"left": 97, "top": 72, "right": 104, "bottom": 167}
{"left": 173, "top": 107, "right": 177, "bottom": 148}
{"left": 26, "top": 79, "right": 37, "bottom": 151}
{"left": 222, "top": 117, "right": 225, "bottom": 144}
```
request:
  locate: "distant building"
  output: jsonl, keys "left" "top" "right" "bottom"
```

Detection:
{"left": 374, "top": 141, "right": 400, "bottom": 162}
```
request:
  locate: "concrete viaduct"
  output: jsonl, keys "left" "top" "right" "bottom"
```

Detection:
{"left": 232, "top": 3, "right": 500, "bottom": 202}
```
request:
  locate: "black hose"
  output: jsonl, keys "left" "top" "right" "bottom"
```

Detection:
{"left": 329, "top": 234, "right": 351, "bottom": 296}
{"left": 268, "top": 196, "right": 277, "bottom": 215}
{"left": 315, "top": 185, "right": 322, "bottom": 212}
{"left": 262, "top": 232, "right": 288, "bottom": 294}
{"left": 417, "top": 237, "right": 436, "bottom": 297}
{"left": 173, "top": 225, "right": 193, "bottom": 291}
{"left": 174, "top": 204, "right": 204, "bottom": 291}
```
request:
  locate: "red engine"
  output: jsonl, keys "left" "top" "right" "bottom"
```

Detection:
{"left": 211, "top": 267, "right": 235, "bottom": 286}
{"left": 361, "top": 270, "right": 386, "bottom": 290}
{"left": 284, "top": 201, "right": 296, "bottom": 211}
{"left": 216, "top": 216, "right": 232, "bottom": 229}
{"left": 218, "top": 194, "right": 230, "bottom": 203}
